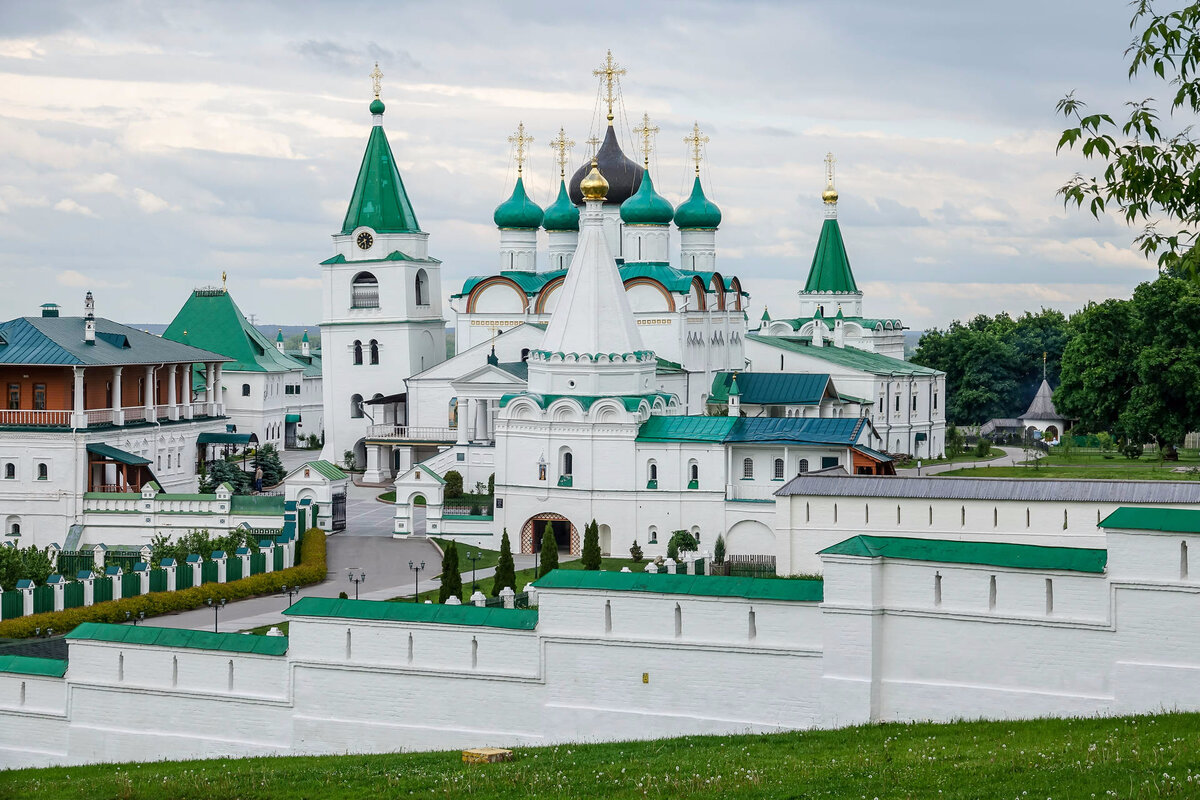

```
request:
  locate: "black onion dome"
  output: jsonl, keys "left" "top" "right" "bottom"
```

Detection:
{"left": 568, "top": 124, "right": 644, "bottom": 205}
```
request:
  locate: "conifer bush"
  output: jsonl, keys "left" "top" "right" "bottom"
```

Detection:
{"left": 629, "top": 539, "right": 643, "bottom": 562}
{"left": 444, "top": 470, "right": 464, "bottom": 499}
{"left": 713, "top": 534, "right": 726, "bottom": 564}
{"left": 539, "top": 522, "right": 558, "bottom": 577}
{"left": 581, "top": 519, "right": 601, "bottom": 570}
{"left": 492, "top": 529, "right": 516, "bottom": 597}
{"left": 438, "top": 541, "right": 462, "bottom": 603}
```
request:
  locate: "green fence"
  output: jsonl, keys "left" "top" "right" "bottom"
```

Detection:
{"left": 226, "top": 558, "right": 243, "bottom": 582}
{"left": 58, "top": 551, "right": 94, "bottom": 577}
{"left": 93, "top": 577, "right": 113, "bottom": 604}
{"left": 64, "top": 582, "right": 84, "bottom": 609}
{"left": 149, "top": 569, "right": 167, "bottom": 593}
{"left": 250, "top": 552, "right": 266, "bottom": 576}
{"left": 176, "top": 566, "right": 194, "bottom": 591}
{"left": 106, "top": 551, "right": 142, "bottom": 573}
{"left": 273, "top": 547, "right": 284, "bottom": 571}
{"left": 32, "top": 585, "right": 53, "bottom": 614}
{"left": 201, "top": 561, "right": 218, "bottom": 584}
{"left": 122, "top": 572, "right": 141, "bottom": 597}
{"left": 1, "top": 591, "right": 22, "bottom": 620}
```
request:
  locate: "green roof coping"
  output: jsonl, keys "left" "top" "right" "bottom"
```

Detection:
{"left": 301, "top": 460, "right": 349, "bottom": 481}
{"left": 341, "top": 123, "right": 421, "bottom": 234}
{"left": 533, "top": 569, "right": 823, "bottom": 602}
{"left": 819, "top": 535, "right": 1107, "bottom": 574}
{"left": 747, "top": 335, "right": 941, "bottom": 376}
{"left": 0, "top": 654, "right": 67, "bottom": 678}
{"left": 283, "top": 596, "right": 538, "bottom": 629}
{"left": 1098, "top": 507, "right": 1200, "bottom": 533}
{"left": 65, "top": 622, "right": 289, "bottom": 655}
{"left": 230, "top": 495, "right": 286, "bottom": 515}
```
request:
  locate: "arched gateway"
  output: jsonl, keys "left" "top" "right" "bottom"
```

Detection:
{"left": 521, "top": 513, "right": 578, "bottom": 555}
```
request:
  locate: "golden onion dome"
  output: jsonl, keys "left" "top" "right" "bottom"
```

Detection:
{"left": 579, "top": 159, "right": 609, "bottom": 201}
{"left": 822, "top": 184, "right": 839, "bottom": 204}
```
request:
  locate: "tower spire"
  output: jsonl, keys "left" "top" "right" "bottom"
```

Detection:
{"left": 508, "top": 122, "right": 533, "bottom": 176}
{"left": 370, "top": 62, "right": 383, "bottom": 99}
{"left": 632, "top": 112, "right": 659, "bottom": 169}
{"left": 549, "top": 127, "right": 575, "bottom": 179}
{"left": 684, "top": 122, "right": 709, "bottom": 176}
{"left": 592, "top": 50, "right": 626, "bottom": 124}
{"left": 822, "top": 151, "right": 839, "bottom": 218}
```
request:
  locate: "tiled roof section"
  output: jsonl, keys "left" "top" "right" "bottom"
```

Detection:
{"left": 748, "top": 335, "right": 942, "bottom": 376}
{"left": 0, "top": 316, "right": 229, "bottom": 367}
{"left": 0, "top": 654, "right": 67, "bottom": 677}
{"left": 283, "top": 597, "right": 538, "bottom": 630}
{"left": 637, "top": 415, "right": 866, "bottom": 445}
{"left": 496, "top": 361, "right": 529, "bottom": 381}
{"left": 820, "top": 534, "right": 1108, "bottom": 574}
{"left": 163, "top": 290, "right": 308, "bottom": 374}
{"left": 776, "top": 474, "right": 1200, "bottom": 502}
{"left": 65, "top": 622, "right": 289, "bottom": 655}
{"left": 1022, "top": 379, "right": 1064, "bottom": 420}
{"left": 533, "top": 569, "right": 824, "bottom": 602}
{"left": 709, "top": 372, "right": 833, "bottom": 405}
{"left": 1098, "top": 507, "right": 1200, "bottom": 533}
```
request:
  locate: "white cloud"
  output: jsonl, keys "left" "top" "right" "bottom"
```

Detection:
{"left": 55, "top": 270, "right": 126, "bottom": 289}
{"left": 133, "top": 188, "right": 171, "bottom": 213}
{"left": 75, "top": 173, "right": 126, "bottom": 196}
{"left": 0, "top": 185, "right": 48, "bottom": 213}
{"left": 53, "top": 198, "right": 97, "bottom": 217}
{"left": 0, "top": 40, "right": 44, "bottom": 60}
{"left": 260, "top": 277, "right": 321, "bottom": 290}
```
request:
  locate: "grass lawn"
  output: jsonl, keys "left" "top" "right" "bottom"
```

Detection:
{"left": 394, "top": 556, "right": 648, "bottom": 603}
{"left": 896, "top": 447, "right": 1005, "bottom": 468}
{"left": 6, "top": 713, "right": 1200, "bottom": 798}
{"left": 941, "top": 464, "right": 1200, "bottom": 480}
{"left": 431, "top": 538, "right": 503, "bottom": 579}
{"left": 241, "top": 621, "right": 289, "bottom": 636}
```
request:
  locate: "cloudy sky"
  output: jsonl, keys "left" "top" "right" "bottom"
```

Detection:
{"left": 0, "top": 0, "right": 1166, "bottom": 330}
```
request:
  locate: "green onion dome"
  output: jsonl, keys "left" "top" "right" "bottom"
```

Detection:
{"left": 543, "top": 179, "right": 580, "bottom": 232}
{"left": 674, "top": 175, "right": 722, "bottom": 229}
{"left": 369, "top": 98, "right": 386, "bottom": 115}
{"left": 619, "top": 171, "right": 674, "bottom": 225}
{"left": 493, "top": 176, "right": 544, "bottom": 229}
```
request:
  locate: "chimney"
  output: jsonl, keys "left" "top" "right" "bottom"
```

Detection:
{"left": 84, "top": 292, "right": 95, "bottom": 345}
{"left": 40, "top": 303, "right": 59, "bottom": 318}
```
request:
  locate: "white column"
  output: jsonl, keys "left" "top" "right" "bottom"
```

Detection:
{"left": 167, "top": 364, "right": 178, "bottom": 421}
{"left": 467, "top": 398, "right": 479, "bottom": 442}
{"left": 112, "top": 366, "right": 124, "bottom": 426}
{"left": 213, "top": 363, "right": 224, "bottom": 415}
{"left": 73, "top": 366, "right": 86, "bottom": 428}
{"left": 476, "top": 399, "right": 488, "bottom": 443}
{"left": 144, "top": 365, "right": 155, "bottom": 422}
{"left": 456, "top": 398, "right": 470, "bottom": 446}
{"left": 205, "top": 363, "right": 215, "bottom": 416}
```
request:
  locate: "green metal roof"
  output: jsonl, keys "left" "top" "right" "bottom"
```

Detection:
{"left": 710, "top": 372, "right": 834, "bottom": 405}
{"left": 230, "top": 495, "right": 285, "bottom": 515}
{"left": 748, "top": 335, "right": 941, "bottom": 376}
{"left": 637, "top": 416, "right": 738, "bottom": 442}
{"left": 411, "top": 464, "right": 445, "bottom": 484}
{"left": 0, "top": 316, "right": 228, "bottom": 367}
{"left": 500, "top": 392, "right": 675, "bottom": 412}
{"left": 302, "top": 460, "right": 349, "bottom": 481}
{"left": 493, "top": 176, "right": 544, "bottom": 229}
{"left": 0, "top": 654, "right": 67, "bottom": 677}
{"left": 533, "top": 569, "right": 823, "bottom": 602}
{"left": 852, "top": 445, "right": 893, "bottom": 462}
{"left": 197, "top": 432, "right": 255, "bottom": 445}
{"left": 65, "top": 622, "right": 289, "bottom": 655}
{"left": 1098, "top": 507, "right": 1200, "bottom": 533}
{"left": 637, "top": 415, "right": 866, "bottom": 445}
{"left": 320, "top": 250, "right": 439, "bottom": 266}
{"left": 283, "top": 596, "right": 538, "bottom": 630}
{"left": 455, "top": 262, "right": 747, "bottom": 300}
{"left": 804, "top": 217, "right": 858, "bottom": 293}
{"left": 775, "top": 315, "right": 904, "bottom": 332}
{"left": 341, "top": 121, "right": 421, "bottom": 234}
{"left": 86, "top": 442, "right": 151, "bottom": 466}
{"left": 819, "top": 535, "right": 1107, "bottom": 574}
{"left": 543, "top": 178, "right": 580, "bottom": 232}
{"left": 673, "top": 175, "right": 722, "bottom": 229}
{"left": 164, "top": 290, "right": 308, "bottom": 374}
{"left": 620, "top": 170, "right": 675, "bottom": 225}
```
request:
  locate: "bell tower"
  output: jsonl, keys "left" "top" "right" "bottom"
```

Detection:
{"left": 320, "top": 64, "right": 447, "bottom": 465}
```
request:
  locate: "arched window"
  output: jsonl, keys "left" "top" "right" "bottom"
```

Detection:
{"left": 415, "top": 269, "right": 429, "bottom": 307}
{"left": 353, "top": 340, "right": 363, "bottom": 366}
{"left": 351, "top": 272, "right": 379, "bottom": 308}
{"left": 798, "top": 458, "right": 809, "bottom": 474}
{"left": 562, "top": 450, "right": 573, "bottom": 476}
{"left": 773, "top": 458, "right": 784, "bottom": 479}
{"left": 37, "top": 463, "right": 47, "bottom": 480}
{"left": 520, "top": 348, "right": 530, "bottom": 362}
{"left": 3, "top": 463, "right": 13, "bottom": 479}
{"left": 648, "top": 462, "right": 657, "bottom": 480}
{"left": 448, "top": 397, "right": 458, "bottom": 429}
{"left": 350, "top": 394, "right": 364, "bottom": 419}
{"left": 689, "top": 462, "right": 699, "bottom": 483}
{"left": 241, "top": 383, "right": 250, "bottom": 397}
{"left": 742, "top": 458, "right": 754, "bottom": 479}
{"left": 6, "top": 516, "right": 19, "bottom": 537}
{"left": 648, "top": 525, "right": 658, "bottom": 544}
{"left": 369, "top": 339, "right": 379, "bottom": 365}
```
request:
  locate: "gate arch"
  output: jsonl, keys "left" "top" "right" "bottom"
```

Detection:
{"left": 521, "top": 512, "right": 579, "bottom": 556}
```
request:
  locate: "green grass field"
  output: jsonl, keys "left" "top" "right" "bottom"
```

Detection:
{"left": 895, "top": 447, "right": 1005, "bottom": 467}
{"left": 431, "top": 537, "right": 502, "bottom": 578}
{"left": 5, "top": 713, "right": 1199, "bottom": 798}
{"left": 942, "top": 464, "right": 1200, "bottom": 480}
{"left": 395, "top": 555, "right": 646, "bottom": 603}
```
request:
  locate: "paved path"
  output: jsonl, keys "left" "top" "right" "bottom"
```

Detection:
{"left": 896, "top": 446, "right": 1038, "bottom": 477}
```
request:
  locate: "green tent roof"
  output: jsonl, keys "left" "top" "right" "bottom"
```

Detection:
{"left": 341, "top": 121, "right": 421, "bottom": 235}
{"left": 534, "top": 569, "right": 823, "bottom": 602}
{"left": 283, "top": 596, "right": 538, "bottom": 629}
{"left": 164, "top": 290, "right": 308, "bottom": 374}
{"left": 804, "top": 218, "right": 858, "bottom": 293}
{"left": 66, "top": 622, "right": 289, "bottom": 655}
{"left": 1098, "top": 507, "right": 1200, "bottom": 533}
{"left": 819, "top": 535, "right": 1107, "bottom": 574}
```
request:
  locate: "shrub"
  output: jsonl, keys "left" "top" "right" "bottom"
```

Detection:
{"left": 469, "top": 504, "right": 482, "bottom": 516}
{"left": 1123, "top": 442, "right": 1145, "bottom": 460}
{"left": 0, "top": 544, "right": 54, "bottom": 591}
{"left": 201, "top": 460, "right": 251, "bottom": 494}
{"left": 973, "top": 438, "right": 992, "bottom": 458}
{"left": 945, "top": 425, "right": 965, "bottom": 458}
{"left": 581, "top": 520, "right": 601, "bottom": 570}
{"left": 539, "top": 522, "right": 558, "bottom": 577}
{"left": 438, "top": 542, "right": 462, "bottom": 603}
{"left": 713, "top": 534, "right": 726, "bottom": 564}
{"left": 343, "top": 450, "right": 356, "bottom": 470}
{"left": 487, "top": 472, "right": 495, "bottom": 495}
{"left": 667, "top": 530, "right": 698, "bottom": 562}
{"left": 255, "top": 443, "right": 286, "bottom": 487}
{"left": 492, "top": 529, "right": 516, "bottom": 597}
{"left": 444, "top": 470, "right": 464, "bottom": 499}
{"left": 338, "top": 591, "right": 348, "bottom": 600}
{"left": 629, "top": 539, "right": 643, "bottom": 563}
{"left": 0, "top": 529, "right": 327, "bottom": 639}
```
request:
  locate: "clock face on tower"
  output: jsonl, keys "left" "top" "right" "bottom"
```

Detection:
{"left": 356, "top": 232, "right": 374, "bottom": 250}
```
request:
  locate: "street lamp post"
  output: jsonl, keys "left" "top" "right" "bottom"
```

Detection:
{"left": 206, "top": 597, "right": 226, "bottom": 633}
{"left": 409, "top": 560, "right": 425, "bottom": 603}
{"left": 346, "top": 569, "right": 366, "bottom": 600}
{"left": 467, "top": 550, "right": 482, "bottom": 592}
{"left": 281, "top": 584, "right": 299, "bottom": 607}
{"left": 125, "top": 611, "right": 145, "bottom": 626}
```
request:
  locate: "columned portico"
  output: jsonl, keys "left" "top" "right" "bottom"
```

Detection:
{"left": 112, "top": 366, "right": 124, "bottom": 426}
{"left": 205, "top": 363, "right": 216, "bottom": 416}
{"left": 213, "top": 363, "right": 224, "bottom": 415}
{"left": 167, "top": 364, "right": 178, "bottom": 421}
{"left": 72, "top": 367, "right": 85, "bottom": 428}
{"left": 143, "top": 365, "right": 155, "bottom": 422}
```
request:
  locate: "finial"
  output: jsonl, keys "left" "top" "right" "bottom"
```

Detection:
{"left": 592, "top": 50, "right": 626, "bottom": 124}
{"left": 1043, "top": 351, "right": 1047, "bottom": 381}
{"left": 632, "top": 112, "right": 659, "bottom": 169}
{"left": 684, "top": 122, "right": 709, "bottom": 176}
{"left": 822, "top": 152, "right": 839, "bottom": 206}
{"left": 579, "top": 158, "right": 609, "bottom": 201}
{"left": 221, "top": 271, "right": 227, "bottom": 291}
{"left": 585, "top": 134, "right": 601, "bottom": 158}
{"left": 370, "top": 62, "right": 383, "bottom": 99}
{"left": 549, "top": 127, "right": 574, "bottom": 179}
{"left": 508, "top": 122, "right": 533, "bottom": 175}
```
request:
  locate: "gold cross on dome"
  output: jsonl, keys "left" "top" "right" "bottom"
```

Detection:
{"left": 549, "top": 127, "right": 575, "bottom": 178}
{"left": 632, "top": 112, "right": 659, "bottom": 169}
{"left": 370, "top": 62, "right": 383, "bottom": 99}
{"left": 824, "top": 151, "right": 836, "bottom": 189}
{"left": 586, "top": 134, "right": 601, "bottom": 158}
{"left": 508, "top": 122, "right": 533, "bottom": 175}
{"left": 684, "top": 122, "right": 709, "bottom": 175}
{"left": 592, "top": 49, "right": 626, "bottom": 123}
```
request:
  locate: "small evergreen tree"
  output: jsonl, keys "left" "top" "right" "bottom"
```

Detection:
{"left": 973, "top": 437, "right": 992, "bottom": 458}
{"left": 201, "top": 460, "right": 251, "bottom": 494}
{"left": 629, "top": 539, "right": 644, "bottom": 563}
{"left": 444, "top": 470, "right": 464, "bottom": 499}
{"left": 581, "top": 519, "right": 601, "bottom": 570}
{"left": 492, "top": 529, "right": 516, "bottom": 597}
{"left": 254, "top": 443, "right": 286, "bottom": 487}
{"left": 539, "top": 522, "right": 559, "bottom": 576}
{"left": 945, "top": 424, "right": 965, "bottom": 458}
{"left": 713, "top": 534, "right": 726, "bottom": 564}
{"left": 487, "top": 472, "right": 495, "bottom": 495}
{"left": 438, "top": 542, "right": 462, "bottom": 603}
